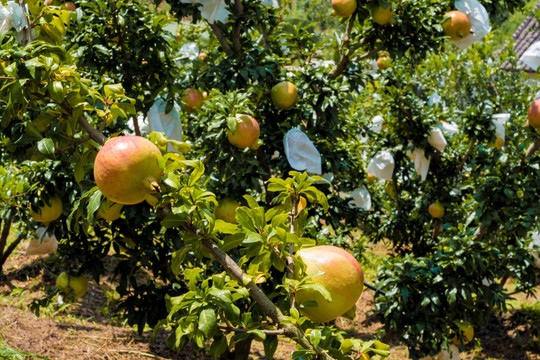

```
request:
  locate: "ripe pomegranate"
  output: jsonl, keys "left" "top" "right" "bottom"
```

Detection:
{"left": 442, "top": 10, "right": 471, "bottom": 41}
{"left": 527, "top": 98, "right": 540, "bottom": 129}
{"left": 182, "top": 88, "right": 205, "bottom": 113}
{"left": 94, "top": 136, "right": 162, "bottom": 205}
{"left": 295, "top": 245, "right": 364, "bottom": 322}
{"left": 227, "top": 114, "right": 260, "bottom": 149}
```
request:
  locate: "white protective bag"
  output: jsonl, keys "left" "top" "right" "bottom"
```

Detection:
{"left": 452, "top": 0, "right": 491, "bottom": 50}
{"left": 283, "top": 127, "right": 322, "bottom": 175}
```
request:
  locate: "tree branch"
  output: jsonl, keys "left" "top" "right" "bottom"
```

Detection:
{"left": 207, "top": 21, "right": 233, "bottom": 55}
{"left": 328, "top": 15, "right": 356, "bottom": 80}
{"left": 525, "top": 138, "right": 540, "bottom": 158}
{"left": 231, "top": 0, "right": 244, "bottom": 52}
{"left": 200, "top": 237, "right": 333, "bottom": 360}
{"left": 78, "top": 115, "right": 106, "bottom": 146}
{"left": 217, "top": 325, "right": 284, "bottom": 335}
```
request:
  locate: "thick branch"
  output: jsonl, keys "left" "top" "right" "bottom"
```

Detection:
{"left": 207, "top": 21, "right": 233, "bottom": 55}
{"left": 0, "top": 219, "right": 12, "bottom": 259}
{"left": 78, "top": 116, "right": 106, "bottom": 145}
{"left": 328, "top": 14, "right": 356, "bottom": 80}
{"left": 200, "top": 237, "right": 333, "bottom": 360}
{"left": 231, "top": 0, "right": 244, "bottom": 52}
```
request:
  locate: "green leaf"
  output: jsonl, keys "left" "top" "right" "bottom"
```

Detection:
{"left": 209, "top": 336, "right": 228, "bottom": 358}
{"left": 87, "top": 189, "right": 102, "bottom": 223}
{"left": 104, "top": 84, "right": 124, "bottom": 98}
{"left": 37, "top": 138, "right": 55, "bottom": 156}
{"left": 263, "top": 335, "right": 279, "bottom": 359}
{"left": 215, "top": 219, "right": 238, "bottom": 234}
{"left": 48, "top": 81, "right": 64, "bottom": 104}
{"left": 198, "top": 308, "right": 217, "bottom": 338}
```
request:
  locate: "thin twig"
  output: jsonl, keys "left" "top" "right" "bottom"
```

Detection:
{"left": 217, "top": 325, "right": 284, "bottom": 335}
{"left": 524, "top": 138, "right": 540, "bottom": 158}
{"left": 456, "top": 139, "right": 475, "bottom": 174}
{"left": 328, "top": 14, "right": 356, "bottom": 80}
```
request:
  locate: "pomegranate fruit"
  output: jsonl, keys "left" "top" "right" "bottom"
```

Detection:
{"left": 94, "top": 136, "right": 162, "bottom": 205}
{"left": 227, "top": 114, "right": 260, "bottom": 149}
{"left": 295, "top": 245, "right": 364, "bottom": 322}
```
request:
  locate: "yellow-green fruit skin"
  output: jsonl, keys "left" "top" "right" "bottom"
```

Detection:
{"left": 428, "top": 201, "right": 445, "bottom": 218}
{"left": 70, "top": 275, "right": 89, "bottom": 298}
{"left": 94, "top": 136, "right": 162, "bottom": 205}
{"left": 271, "top": 81, "right": 298, "bottom": 110}
{"left": 215, "top": 198, "right": 240, "bottom": 224}
{"left": 56, "top": 272, "right": 69, "bottom": 289}
{"left": 295, "top": 245, "right": 364, "bottom": 322}
{"left": 331, "top": 0, "right": 357, "bottom": 18}
{"left": 371, "top": 4, "right": 394, "bottom": 25}
{"left": 30, "top": 196, "right": 63, "bottom": 223}
{"left": 97, "top": 202, "right": 124, "bottom": 222}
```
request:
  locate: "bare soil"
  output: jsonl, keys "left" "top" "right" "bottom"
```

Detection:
{"left": 1, "top": 243, "right": 539, "bottom": 360}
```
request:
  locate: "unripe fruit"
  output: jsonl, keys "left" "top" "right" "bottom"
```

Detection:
{"left": 451, "top": 320, "right": 474, "bottom": 345}
{"left": 442, "top": 10, "right": 471, "bottom": 41}
{"left": 371, "top": 4, "right": 395, "bottom": 25}
{"left": 30, "top": 195, "right": 63, "bottom": 224}
{"left": 294, "top": 245, "right": 364, "bottom": 322}
{"left": 488, "top": 134, "right": 504, "bottom": 150}
{"left": 97, "top": 201, "right": 124, "bottom": 222}
{"left": 182, "top": 88, "right": 205, "bottom": 113}
{"left": 331, "top": 0, "right": 356, "bottom": 18}
{"left": 94, "top": 136, "right": 162, "bottom": 205}
{"left": 428, "top": 200, "right": 445, "bottom": 218}
{"left": 527, "top": 98, "right": 540, "bottom": 129}
{"left": 227, "top": 114, "right": 261, "bottom": 149}
{"left": 56, "top": 272, "right": 89, "bottom": 299}
{"left": 385, "top": 182, "right": 395, "bottom": 198}
{"left": 271, "top": 81, "right": 298, "bottom": 110}
{"left": 215, "top": 198, "right": 240, "bottom": 224}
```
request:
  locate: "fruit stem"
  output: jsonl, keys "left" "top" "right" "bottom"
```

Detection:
{"left": 142, "top": 177, "right": 161, "bottom": 194}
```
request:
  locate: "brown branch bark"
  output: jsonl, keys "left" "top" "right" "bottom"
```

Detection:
{"left": 456, "top": 139, "right": 475, "bottom": 174}
{"left": 0, "top": 219, "right": 12, "bottom": 261}
{"left": 231, "top": 0, "right": 244, "bottom": 52}
{"left": 208, "top": 21, "right": 233, "bottom": 55}
{"left": 0, "top": 234, "right": 24, "bottom": 269}
{"left": 525, "top": 138, "right": 540, "bottom": 158}
{"left": 328, "top": 14, "right": 356, "bottom": 80}
{"left": 78, "top": 116, "right": 106, "bottom": 146}
{"left": 217, "top": 325, "right": 284, "bottom": 335}
{"left": 200, "top": 237, "right": 333, "bottom": 360}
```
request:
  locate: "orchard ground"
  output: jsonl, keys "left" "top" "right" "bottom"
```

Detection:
{"left": 1, "top": 240, "right": 538, "bottom": 360}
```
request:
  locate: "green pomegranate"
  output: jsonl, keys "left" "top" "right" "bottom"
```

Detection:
{"left": 295, "top": 245, "right": 364, "bottom": 322}
{"left": 94, "top": 136, "right": 162, "bottom": 205}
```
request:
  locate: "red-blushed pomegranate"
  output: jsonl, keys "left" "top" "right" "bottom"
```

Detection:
{"left": 182, "top": 88, "right": 205, "bottom": 113}
{"left": 295, "top": 245, "right": 364, "bottom": 322}
{"left": 227, "top": 114, "right": 260, "bottom": 149}
{"left": 528, "top": 98, "right": 540, "bottom": 129}
{"left": 94, "top": 136, "right": 162, "bottom": 205}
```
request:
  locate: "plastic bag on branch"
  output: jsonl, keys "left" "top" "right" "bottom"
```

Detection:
{"left": 347, "top": 187, "right": 372, "bottom": 211}
{"left": 283, "top": 127, "right": 322, "bottom": 175}
{"left": 520, "top": 41, "right": 540, "bottom": 71}
{"left": 452, "top": 0, "right": 491, "bottom": 49}
{"left": 370, "top": 115, "right": 384, "bottom": 133}
{"left": 180, "top": 0, "right": 230, "bottom": 24}
{"left": 407, "top": 147, "right": 430, "bottom": 181}
{"left": 147, "top": 98, "right": 183, "bottom": 153}
{"left": 26, "top": 227, "right": 58, "bottom": 256}
{"left": 366, "top": 150, "right": 394, "bottom": 180}
{"left": 428, "top": 128, "right": 447, "bottom": 153}
{"left": 491, "top": 113, "right": 510, "bottom": 146}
